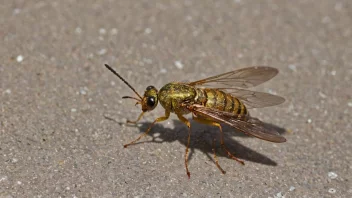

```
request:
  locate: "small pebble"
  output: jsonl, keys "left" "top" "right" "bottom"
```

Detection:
{"left": 174, "top": 61, "right": 184, "bottom": 69}
{"left": 274, "top": 192, "right": 283, "bottom": 198}
{"left": 99, "top": 28, "right": 106, "bottom": 35}
{"left": 348, "top": 102, "right": 352, "bottom": 107}
{"left": 5, "top": 89, "right": 11, "bottom": 94}
{"left": 110, "top": 28, "right": 118, "bottom": 35}
{"left": 71, "top": 108, "right": 77, "bottom": 112}
{"left": 144, "top": 28, "right": 152, "bottom": 34}
{"left": 75, "top": 27, "right": 82, "bottom": 34}
{"left": 79, "top": 87, "right": 87, "bottom": 95}
{"left": 328, "top": 172, "right": 338, "bottom": 179}
{"left": 319, "top": 91, "right": 327, "bottom": 99}
{"left": 87, "top": 53, "right": 94, "bottom": 59}
{"left": 267, "top": 89, "right": 277, "bottom": 94}
{"left": 16, "top": 55, "right": 23, "bottom": 62}
{"left": 288, "top": 64, "right": 297, "bottom": 71}
{"left": 307, "top": 119, "right": 312, "bottom": 123}
{"left": 289, "top": 186, "right": 295, "bottom": 191}
{"left": 0, "top": 176, "right": 8, "bottom": 182}
{"left": 143, "top": 58, "right": 152, "bottom": 64}
{"left": 17, "top": 181, "right": 22, "bottom": 185}
{"left": 98, "top": 49, "right": 107, "bottom": 55}
{"left": 328, "top": 188, "right": 336, "bottom": 194}
{"left": 331, "top": 70, "right": 336, "bottom": 76}
{"left": 13, "top": 8, "right": 21, "bottom": 15}
{"left": 153, "top": 133, "right": 160, "bottom": 137}
{"left": 160, "top": 68, "right": 167, "bottom": 73}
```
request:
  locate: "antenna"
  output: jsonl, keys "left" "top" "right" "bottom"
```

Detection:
{"left": 104, "top": 64, "right": 142, "bottom": 100}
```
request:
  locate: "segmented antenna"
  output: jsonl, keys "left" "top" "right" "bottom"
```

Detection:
{"left": 104, "top": 64, "right": 142, "bottom": 100}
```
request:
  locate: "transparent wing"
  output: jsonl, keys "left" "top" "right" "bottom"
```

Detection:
{"left": 188, "top": 66, "right": 279, "bottom": 88}
{"left": 188, "top": 104, "right": 286, "bottom": 143}
{"left": 224, "top": 88, "right": 285, "bottom": 109}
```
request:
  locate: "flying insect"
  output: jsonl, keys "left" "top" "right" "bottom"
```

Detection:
{"left": 104, "top": 64, "right": 286, "bottom": 178}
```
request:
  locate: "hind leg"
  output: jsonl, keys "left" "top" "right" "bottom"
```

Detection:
{"left": 193, "top": 116, "right": 245, "bottom": 165}
{"left": 212, "top": 138, "right": 226, "bottom": 174}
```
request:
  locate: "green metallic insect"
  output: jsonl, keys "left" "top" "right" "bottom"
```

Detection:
{"left": 104, "top": 64, "right": 286, "bottom": 178}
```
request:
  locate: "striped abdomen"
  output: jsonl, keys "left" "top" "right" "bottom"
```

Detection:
{"left": 195, "top": 88, "right": 248, "bottom": 117}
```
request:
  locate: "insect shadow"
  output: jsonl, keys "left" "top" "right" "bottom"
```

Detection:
{"left": 107, "top": 116, "right": 287, "bottom": 167}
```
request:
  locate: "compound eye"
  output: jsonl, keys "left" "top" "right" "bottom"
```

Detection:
{"left": 147, "top": 96, "right": 155, "bottom": 107}
{"left": 146, "top": 86, "right": 155, "bottom": 91}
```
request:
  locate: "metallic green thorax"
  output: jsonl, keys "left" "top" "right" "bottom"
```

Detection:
{"left": 158, "top": 83, "right": 197, "bottom": 115}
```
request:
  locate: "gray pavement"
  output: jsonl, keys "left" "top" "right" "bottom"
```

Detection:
{"left": 1, "top": 0, "right": 351, "bottom": 197}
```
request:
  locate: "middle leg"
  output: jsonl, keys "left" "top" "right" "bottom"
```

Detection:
{"left": 176, "top": 114, "right": 192, "bottom": 179}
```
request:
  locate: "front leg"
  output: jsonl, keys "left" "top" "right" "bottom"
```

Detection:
{"left": 176, "top": 114, "right": 192, "bottom": 179}
{"left": 126, "top": 112, "right": 145, "bottom": 124}
{"left": 124, "top": 110, "right": 170, "bottom": 148}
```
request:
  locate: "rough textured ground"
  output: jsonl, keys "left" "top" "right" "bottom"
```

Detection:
{"left": 1, "top": 0, "right": 351, "bottom": 197}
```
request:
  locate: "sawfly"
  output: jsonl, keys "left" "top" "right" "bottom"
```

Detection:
{"left": 104, "top": 64, "right": 286, "bottom": 178}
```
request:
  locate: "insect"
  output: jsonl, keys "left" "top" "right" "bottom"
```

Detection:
{"left": 104, "top": 64, "right": 286, "bottom": 178}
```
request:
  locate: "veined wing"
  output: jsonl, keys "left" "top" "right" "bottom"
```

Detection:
{"left": 188, "top": 104, "right": 286, "bottom": 143}
{"left": 188, "top": 66, "right": 279, "bottom": 88}
{"left": 223, "top": 88, "right": 285, "bottom": 109}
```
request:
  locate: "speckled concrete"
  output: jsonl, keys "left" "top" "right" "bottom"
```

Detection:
{"left": 1, "top": 0, "right": 351, "bottom": 197}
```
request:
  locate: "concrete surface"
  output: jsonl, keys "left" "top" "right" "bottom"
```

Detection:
{"left": 1, "top": 0, "right": 351, "bottom": 197}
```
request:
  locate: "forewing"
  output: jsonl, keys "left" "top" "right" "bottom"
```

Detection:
{"left": 224, "top": 88, "right": 285, "bottom": 109}
{"left": 188, "top": 66, "right": 278, "bottom": 88}
{"left": 189, "top": 105, "right": 286, "bottom": 143}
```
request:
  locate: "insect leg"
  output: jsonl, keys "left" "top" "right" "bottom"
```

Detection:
{"left": 212, "top": 138, "right": 226, "bottom": 174}
{"left": 176, "top": 114, "right": 192, "bottom": 179}
{"left": 123, "top": 110, "right": 170, "bottom": 148}
{"left": 126, "top": 112, "right": 145, "bottom": 124}
{"left": 218, "top": 125, "right": 245, "bottom": 165}
{"left": 192, "top": 116, "right": 245, "bottom": 165}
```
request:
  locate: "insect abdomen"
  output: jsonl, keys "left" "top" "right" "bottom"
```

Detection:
{"left": 196, "top": 88, "right": 247, "bottom": 116}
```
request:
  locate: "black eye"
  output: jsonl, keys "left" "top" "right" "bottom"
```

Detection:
{"left": 147, "top": 97, "right": 155, "bottom": 107}
{"left": 146, "top": 86, "right": 155, "bottom": 91}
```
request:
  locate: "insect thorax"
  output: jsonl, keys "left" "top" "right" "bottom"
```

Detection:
{"left": 158, "top": 83, "right": 197, "bottom": 114}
